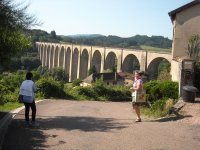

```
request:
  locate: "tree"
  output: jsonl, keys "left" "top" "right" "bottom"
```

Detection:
{"left": 0, "top": 0, "right": 39, "bottom": 71}
{"left": 187, "top": 34, "right": 200, "bottom": 90}
{"left": 187, "top": 34, "right": 200, "bottom": 62}
{"left": 50, "top": 30, "right": 57, "bottom": 38}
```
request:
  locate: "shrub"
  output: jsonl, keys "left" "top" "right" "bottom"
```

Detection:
{"left": 0, "top": 72, "right": 24, "bottom": 104}
{"left": 36, "top": 77, "right": 66, "bottom": 98}
{"left": 68, "top": 86, "right": 97, "bottom": 100}
{"left": 67, "top": 82, "right": 131, "bottom": 101}
{"left": 157, "top": 69, "right": 172, "bottom": 81}
{"left": 144, "top": 80, "right": 178, "bottom": 102}
{"left": 104, "top": 85, "right": 131, "bottom": 101}
{"left": 72, "top": 79, "right": 82, "bottom": 87}
{"left": 142, "top": 98, "right": 174, "bottom": 117}
{"left": 51, "top": 67, "right": 69, "bottom": 82}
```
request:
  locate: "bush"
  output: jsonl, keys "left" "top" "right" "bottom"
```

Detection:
{"left": 102, "top": 85, "right": 131, "bottom": 101}
{"left": 67, "top": 81, "right": 131, "bottom": 101}
{"left": 0, "top": 72, "right": 24, "bottom": 104}
{"left": 68, "top": 86, "right": 97, "bottom": 100}
{"left": 51, "top": 67, "right": 69, "bottom": 82}
{"left": 36, "top": 77, "right": 66, "bottom": 98}
{"left": 141, "top": 98, "right": 175, "bottom": 117}
{"left": 144, "top": 80, "right": 178, "bottom": 102}
{"left": 72, "top": 79, "right": 82, "bottom": 87}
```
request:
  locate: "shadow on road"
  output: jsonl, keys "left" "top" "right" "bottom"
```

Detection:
{"left": 2, "top": 114, "right": 129, "bottom": 150}
{"left": 151, "top": 114, "right": 192, "bottom": 122}
{"left": 37, "top": 116, "right": 128, "bottom": 132}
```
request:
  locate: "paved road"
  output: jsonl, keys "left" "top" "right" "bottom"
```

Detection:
{"left": 2, "top": 99, "right": 200, "bottom": 150}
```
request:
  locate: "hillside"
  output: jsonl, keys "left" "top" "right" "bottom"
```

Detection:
{"left": 61, "top": 34, "right": 172, "bottom": 50}
{"left": 28, "top": 29, "right": 172, "bottom": 51}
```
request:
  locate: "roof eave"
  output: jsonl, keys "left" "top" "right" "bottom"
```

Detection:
{"left": 168, "top": 0, "right": 200, "bottom": 21}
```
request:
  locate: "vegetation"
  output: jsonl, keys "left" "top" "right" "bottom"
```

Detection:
{"left": 187, "top": 34, "right": 200, "bottom": 90}
{"left": 0, "top": 66, "right": 178, "bottom": 118}
{"left": 61, "top": 34, "right": 172, "bottom": 50}
{"left": 187, "top": 34, "right": 200, "bottom": 61}
{"left": 36, "top": 77, "right": 66, "bottom": 99}
{"left": 142, "top": 80, "right": 178, "bottom": 117}
{"left": 140, "top": 45, "right": 171, "bottom": 52}
{"left": 157, "top": 60, "right": 171, "bottom": 81}
{"left": 0, "top": 0, "right": 39, "bottom": 71}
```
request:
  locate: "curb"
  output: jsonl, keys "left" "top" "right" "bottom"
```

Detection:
{"left": 0, "top": 100, "right": 43, "bottom": 150}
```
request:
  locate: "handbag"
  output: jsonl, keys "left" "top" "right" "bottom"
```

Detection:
{"left": 132, "top": 89, "right": 146, "bottom": 103}
{"left": 18, "top": 95, "right": 34, "bottom": 103}
{"left": 18, "top": 95, "right": 23, "bottom": 103}
{"left": 22, "top": 95, "right": 34, "bottom": 103}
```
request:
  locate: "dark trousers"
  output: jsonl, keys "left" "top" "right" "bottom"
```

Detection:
{"left": 24, "top": 101, "right": 36, "bottom": 122}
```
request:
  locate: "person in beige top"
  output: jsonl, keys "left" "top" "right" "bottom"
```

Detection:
{"left": 131, "top": 71, "right": 143, "bottom": 122}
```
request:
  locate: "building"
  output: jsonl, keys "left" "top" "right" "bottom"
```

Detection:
{"left": 169, "top": 0, "right": 200, "bottom": 81}
{"left": 80, "top": 72, "right": 134, "bottom": 87}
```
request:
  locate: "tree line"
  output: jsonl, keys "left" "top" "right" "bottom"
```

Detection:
{"left": 29, "top": 29, "right": 172, "bottom": 49}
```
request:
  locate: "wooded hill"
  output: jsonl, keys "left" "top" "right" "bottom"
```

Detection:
{"left": 28, "top": 29, "right": 172, "bottom": 51}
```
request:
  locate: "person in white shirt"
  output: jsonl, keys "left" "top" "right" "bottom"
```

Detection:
{"left": 19, "top": 72, "right": 37, "bottom": 126}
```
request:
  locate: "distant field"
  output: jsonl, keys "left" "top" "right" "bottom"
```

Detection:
{"left": 140, "top": 45, "right": 171, "bottom": 52}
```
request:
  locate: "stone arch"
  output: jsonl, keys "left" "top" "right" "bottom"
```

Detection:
{"left": 54, "top": 46, "right": 59, "bottom": 67}
{"left": 91, "top": 50, "right": 101, "bottom": 73}
{"left": 104, "top": 52, "right": 117, "bottom": 72}
{"left": 65, "top": 47, "right": 71, "bottom": 76}
{"left": 147, "top": 57, "right": 170, "bottom": 80}
{"left": 122, "top": 54, "right": 140, "bottom": 73}
{"left": 59, "top": 46, "right": 65, "bottom": 69}
{"left": 71, "top": 48, "right": 79, "bottom": 80}
{"left": 80, "top": 49, "right": 89, "bottom": 79}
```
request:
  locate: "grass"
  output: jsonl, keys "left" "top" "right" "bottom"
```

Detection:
{"left": 141, "top": 106, "right": 169, "bottom": 118}
{"left": 140, "top": 45, "right": 171, "bottom": 52}
{"left": 0, "top": 102, "right": 23, "bottom": 112}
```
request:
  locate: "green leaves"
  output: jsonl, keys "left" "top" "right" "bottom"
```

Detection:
{"left": 0, "top": 0, "right": 39, "bottom": 71}
{"left": 187, "top": 34, "right": 200, "bottom": 61}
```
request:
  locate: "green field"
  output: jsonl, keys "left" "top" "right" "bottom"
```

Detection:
{"left": 140, "top": 45, "right": 171, "bottom": 52}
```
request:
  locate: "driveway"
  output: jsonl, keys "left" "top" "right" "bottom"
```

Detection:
{"left": 2, "top": 99, "right": 200, "bottom": 150}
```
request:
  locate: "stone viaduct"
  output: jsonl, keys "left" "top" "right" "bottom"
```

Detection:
{"left": 36, "top": 42, "right": 172, "bottom": 82}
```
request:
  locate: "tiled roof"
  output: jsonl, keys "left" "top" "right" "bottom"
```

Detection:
{"left": 82, "top": 72, "right": 133, "bottom": 84}
{"left": 168, "top": 0, "right": 200, "bottom": 21}
{"left": 82, "top": 74, "right": 93, "bottom": 84}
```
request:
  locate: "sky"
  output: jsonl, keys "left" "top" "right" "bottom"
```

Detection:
{"left": 16, "top": 0, "right": 193, "bottom": 39}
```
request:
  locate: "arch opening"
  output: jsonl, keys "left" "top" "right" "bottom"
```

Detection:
{"left": 80, "top": 49, "right": 89, "bottom": 79}
{"left": 147, "top": 58, "right": 171, "bottom": 80}
{"left": 91, "top": 50, "right": 101, "bottom": 73}
{"left": 104, "top": 52, "right": 117, "bottom": 72}
{"left": 122, "top": 54, "right": 140, "bottom": 73}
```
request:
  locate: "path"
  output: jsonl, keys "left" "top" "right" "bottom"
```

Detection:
{"left": 2, "top": 99, "right": 200, "bottom": 150}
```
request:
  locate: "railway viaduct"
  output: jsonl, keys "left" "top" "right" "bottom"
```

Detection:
{"left": 36, "top": 42, "right": 172, "bottom": 82}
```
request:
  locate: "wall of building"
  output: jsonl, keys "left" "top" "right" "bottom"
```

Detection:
{"left": 172, "top": 4, "right": 200, "bottom": 59}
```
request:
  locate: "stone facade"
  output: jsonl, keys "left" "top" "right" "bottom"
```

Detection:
{"left": 169, "top": 0, "right": 200, "bottom": 81}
